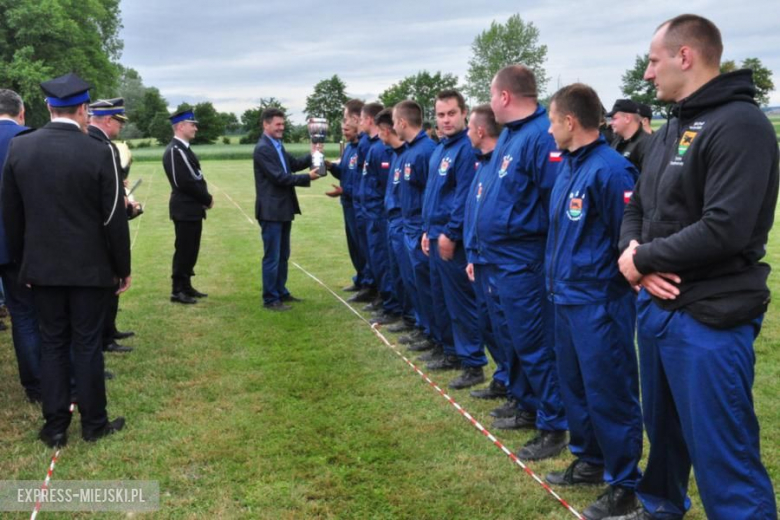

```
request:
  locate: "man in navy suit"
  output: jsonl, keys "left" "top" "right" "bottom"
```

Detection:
{"left": 0, "top": 88, "right": 42, "bottom": 403}
{"left": 253, "top": 108, "right": 320, "bottom": 311}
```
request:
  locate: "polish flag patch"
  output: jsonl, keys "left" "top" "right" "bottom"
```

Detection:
{"left": 381, "top": 162, "right": 390, "bottom": 169}
{"left": 624, "top": 191, "right": 633, "bottom": 204}
{"left": 549, "top": 151, "right": 563, "bottom": 162}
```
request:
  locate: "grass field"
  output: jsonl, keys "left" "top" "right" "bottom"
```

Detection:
{"left": 0, "top": 159, "right": 777, "bottom": 519}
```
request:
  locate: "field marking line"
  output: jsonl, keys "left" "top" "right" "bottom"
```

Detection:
{"left": 213, "top": 181, "right": 585, "bottom": 520}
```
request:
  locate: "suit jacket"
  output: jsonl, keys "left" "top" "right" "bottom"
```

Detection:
{"left": 0, "top": 119, "right": 28, "bottom": 266}
{"left": 0, "top": 121, "right": 131, "bottom": 286}
{"left": 162, "top": 138, "right": 213, "bottom": 221}
{"left": 253, "top": 134, "right": 312, "bottom": 222}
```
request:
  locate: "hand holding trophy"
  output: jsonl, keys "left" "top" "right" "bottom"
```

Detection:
{"left": 307, "top": 117, "right": 328, "bottom": 177}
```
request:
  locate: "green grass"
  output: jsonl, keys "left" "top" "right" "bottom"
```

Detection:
{"left": 0, "top": 160, "right": 777, "bottom": 519}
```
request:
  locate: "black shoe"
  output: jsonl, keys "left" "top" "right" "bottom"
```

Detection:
{"left": 370, "top": 313, "right": 401, "bottom": 326}
{"left": 490, "top": 397, "right": 519, "bottom": 418}
{"left": 347, "top": 288, "right": 376, "bottom": 303}
{"left": 104, "top": 342, "right": 133, "bottom": 353}
{"left": 281, "top": 294, "right": 303, "bottom": 303}
{"left": 39, "top": 430, "right": 68, "bottom": 448}
{"left": 470, "top": 379, "right": 508, "bottom": 400}
{"left": 408, "top": 338, "right": 435, "bottom": 352}
{"left": 417, "top": 343, "right": 444, "bottom": 362}
{"left": 0, "top": 320, "right": 7, "bottom": 331}
{"left": 448, "top": 366, "right": 485, "bottom": 389}
{"left": 397, "top": 328, "right": 425, "bottom": 342}
{"left": 186, "top": 287, "right": 208, "bottom": 298}
{"left": 342, "top": 284, "right": 361, "bottom": 292}
{"left": 600, "top": 505, "right": 652, "bottom": 520}
{"left": 583, "top": 487, "right": 639, "bottom": 520}
{"left": 516, "top": 430, "right": 568, "bottom": 461}
{"left": 492, "top": 410, "right": 537, "bottom": 430}
{"left": 426, "top": 354, "right": 461, "bottom": 371}
{"left": 83, "top": 417, "right": 125, "bottom": 442}
{"left": 104, "top": 370, "right": 115, "bottom": 380}
{"left": 171, "top": 291, "right": 197, "bottom": 304}
{"left": 264, "top": 301, "right": 292, "bottom": 312}
{"left": 362, "top": 298, "right": 383, "bottom": 312}
{"left": 113, "top": 330, "right": 135, "bottom": 340}
{"left": 546, "top": 459, "right": 605, "bottom": 486}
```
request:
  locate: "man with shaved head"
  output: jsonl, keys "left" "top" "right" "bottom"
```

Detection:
{"left": 615, "top": 14, "right": 777, "bottom": 520}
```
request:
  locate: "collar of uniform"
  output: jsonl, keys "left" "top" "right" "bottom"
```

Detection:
{"left": 408, "top": 129, "right": 428, "bottom": 147}
{"left": 51, "top": 117, "right": 81, "bottom": 128}
{"left": 476, "top": 149, "right": 493, "bottom": 162}
{"left": 440, "top": 128, "right": 469, "bottom": 148}
{"left": 393, "top": 143, "right": 407, "bottom": 154}
{"left": 0, "top": 116, "right": 18, "bottom": 123}
{"left": 505, "top": 104, "right": 546, "bottom": 131}
{"left": 174, "top": 136, "right": 190, "bottom": 148}
{"left": 89, "top": 124, "right": 110, "bottom": 140}
{"left": 563, "top": 134, "right": 606, "bottom": 166}
{"left": 368, "top": 133, "right": 380, "bottom": 143}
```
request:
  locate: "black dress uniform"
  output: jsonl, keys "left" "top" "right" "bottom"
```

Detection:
{"left": 162, "top": 110, "right": 213, "bottom": 303}
{"left": 0, "top": 73, "right": 130, "bottom": 446}
{"left": 88, "top": 98, "right": 134, "bottom": 353}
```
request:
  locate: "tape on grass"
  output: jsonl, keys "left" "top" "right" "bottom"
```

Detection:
{"left": 31, "top": 403, "right": 75, "bottom": 520}
{"left": 215, "top": 181, "right": 585, "bottom": 519}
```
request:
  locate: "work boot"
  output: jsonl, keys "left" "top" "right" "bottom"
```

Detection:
{"left": 601, "top": 505, "right": 652, "bottom": 520}
{"left": 417, "top": 343, "right": 444, "bottom": 362}
{"left": 546, "top": 459, "right": 605, "bottom": 486}
{"left": 408, "top": 338, "right": 435, "bottom": 352}
{"left": 426, "top": 354, "right": 460, "bottom": 371}
{"left": 342, "top": 284, "right": 361, "bottom": 292}
{"left": 516, "top": 430, "right": 568, "bottom": 461}
{"left": 397, "top": 328, "right": 425, "bottom": 343}
{"left": 583, "top": 487, "right": 639, "bottom": 520}
{"left": 370, "top": 312, "right": 401, "bottom": 326}
{"left": 448, "top": 366, "right": 485, "bottom": 389}
{"left": 348, "top": 288, "right": 376, "bottom": 303}
{"left": 491, "top": 410, "right": 537, "bottom": 430}
{"left": 470, "top": 379, "right": 508, "bottom": 400}
{"left": 363, "top": 298, "right": 383, "bottom": 312}
{"left": 489, "top": 397, "right": 519, "bottom": 418}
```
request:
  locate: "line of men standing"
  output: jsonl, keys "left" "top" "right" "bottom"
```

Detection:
{"left": 312, "top": 13, "right": 777, "bottom": 520}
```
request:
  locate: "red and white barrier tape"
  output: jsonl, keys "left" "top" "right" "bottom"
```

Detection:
{"left": 31, "top": 403, "right": 76, "bottom": 520}
{"left": 292, "top": 262, "right": 584, "bottom": 520}
{"left": 215, "top": 182, "right": 584, "bottom": 518}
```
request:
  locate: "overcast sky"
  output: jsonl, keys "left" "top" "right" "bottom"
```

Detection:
{"left": 119, "top": 0, "right": 780, "bottom": 123}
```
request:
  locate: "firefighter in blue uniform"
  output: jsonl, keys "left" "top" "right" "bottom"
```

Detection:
{"left": 421, "top": 89, "right": 487, "bottom": 389}
{"left": 475, "top": 65, "right": 567, "bottom": 461}
{"left": 350, "top": 101, "right": 377, "bottom": 304}
{"left": 392, "top": 101, "right": 441, "bottom": 352}
{"left": 464, "top": 104, "right": 508, "bottom": 400}
{"left": 356, "top": 103, "right": 403, "bottom": 324}
{"left": 327, "top": 100, "right": 367, "bottom": 297}
{"left": 545, "top": 84, "right": 642, "bottom": 520}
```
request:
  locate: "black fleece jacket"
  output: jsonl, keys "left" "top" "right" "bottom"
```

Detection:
{"left": 619, "top": 70, "right": 779, "bottom": 326}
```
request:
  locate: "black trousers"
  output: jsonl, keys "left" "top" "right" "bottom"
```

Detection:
{"left": 172, "top": 220, "right": 202, "bottom": 293}
{"left": 102, "top": 288, "right": 119, "bottom": 347}
{"left": 32, "top": 286, "right": 110, "bottom": 437}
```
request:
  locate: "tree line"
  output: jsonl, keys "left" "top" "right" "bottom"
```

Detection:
{"left": 1, "top": 4, "right": 775, "bottom": 147}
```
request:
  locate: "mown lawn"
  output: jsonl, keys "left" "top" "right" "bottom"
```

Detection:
{"left": 0, "top": 160, "right": 776, "bottom": 519}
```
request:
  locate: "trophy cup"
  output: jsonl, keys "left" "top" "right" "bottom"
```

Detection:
{"left": 307, "top": 117, "right": 328, "bottom": 177}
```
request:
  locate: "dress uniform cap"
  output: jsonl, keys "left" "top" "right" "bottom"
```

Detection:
{"left": 40, "top": 73, "right": 91, "bottom": 107}
{"left": 606, "top": 99, "right": 640, "bottom": 117}
{"left": 169, "top": 109, "right": 198, "bottom": 125}
{"left": 89, "top": 98, "right": 128, "bottom": 122}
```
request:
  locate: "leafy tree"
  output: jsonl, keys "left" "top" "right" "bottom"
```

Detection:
{"left": 188, "top": 101, "right": 225, "bottom": 145}
{"left": 240, "top": 98, "right": 293, "bottom": 144}
{"left": 739, "top": 57, "right": 774, "bottom": 107}
{"left": 719, "top": 60, "right": 737, "bottom": 74}
{"left": 131, "top": 87, "right": 169, "bottom": 138}
{"left": 379, "top": 71, "right": 459, "bottom": 123}
{"left": 465, "top": 14, "right": 549, "bottom": 103}
{"left": 149, "top": 111, "right": 173, "bottom": 145}
{"left": 219, "top": 112, "right": 241, "bottom": 134}
{"left": 620, "top": 54, "right": 672, "bottom": 117}
{"left": 304, "top": 75, "right": 349, "bottom": 141}
{"left": 0, "top": 0, "right": 124, "bottom": 127}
